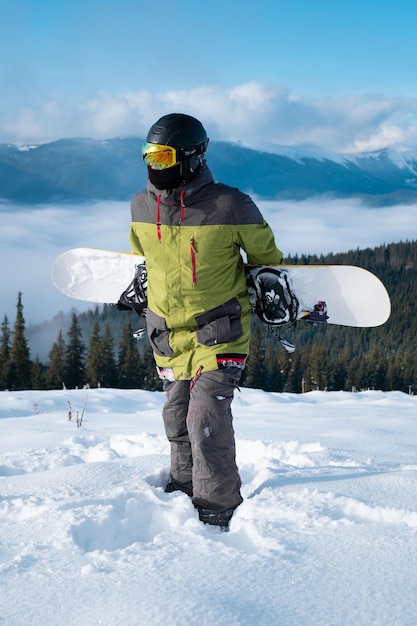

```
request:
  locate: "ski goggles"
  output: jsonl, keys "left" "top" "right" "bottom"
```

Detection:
{"left": 142, "top": 142, "right": 178, "bottom": 169}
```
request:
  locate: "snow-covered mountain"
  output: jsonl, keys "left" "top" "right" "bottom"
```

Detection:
{"left": 2, "top": 138, "right": 417, "bottom": 205}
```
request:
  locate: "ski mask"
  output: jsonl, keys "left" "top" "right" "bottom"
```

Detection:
{"left": 148, "top": 162, "right": 183, "bottom": 191}
{"left": 148, "top": 156, "right": 202, "bottom": 191}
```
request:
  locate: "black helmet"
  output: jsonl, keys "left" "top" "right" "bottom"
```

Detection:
{"left": 146, "top": 113, "right": 209, "bottom": 155}
{"left": 144, "top": 113, "right": 209, "bottom": 190}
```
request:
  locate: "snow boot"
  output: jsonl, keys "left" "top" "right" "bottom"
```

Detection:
{"left": 197, "top": 507, "right": 235, "bottom": 532}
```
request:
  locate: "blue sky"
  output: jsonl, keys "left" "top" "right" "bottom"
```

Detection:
{"left": 2, "top": 0, "right": 417, "bottom": 152}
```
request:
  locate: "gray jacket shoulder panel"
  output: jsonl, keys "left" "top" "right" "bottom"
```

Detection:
{"left": 130, "top": 168, "right": 264, "bottom": 227}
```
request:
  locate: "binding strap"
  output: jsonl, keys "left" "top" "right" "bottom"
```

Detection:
{"left": 117, "top": 263, "right": 148, "bottom": 316}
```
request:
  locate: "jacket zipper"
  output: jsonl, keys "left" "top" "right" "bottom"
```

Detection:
{"left": 179, "top": 190, "right": 185, "bottom": 224}
{"left": 156, "top": 194, "right": 162, "bottom": 241}
{"left": 190, "top": 237, "right": 197, "bottom": 286}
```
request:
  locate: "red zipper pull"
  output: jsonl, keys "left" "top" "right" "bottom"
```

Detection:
{"left": 190, "top": 365, "right": 203, "bottom": 390}
{"left": 156, "top": 194, "right": 162, "bottom": 241}
{"left": 179, "top": 190, "right": 185, "bottom": 224}
{"left": 190, "top": 237, "right": 197, "bottom": 286}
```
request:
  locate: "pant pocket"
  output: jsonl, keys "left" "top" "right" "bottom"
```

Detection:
{"left": 146, "top": 309, "right": 174, "bottom": 357}
{"left": 195, "top": 298, "right": 243, "bottom": 347}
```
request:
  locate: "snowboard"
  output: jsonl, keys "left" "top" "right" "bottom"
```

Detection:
{"left": 51, "top": 247, "right": 391, "bottom": 328}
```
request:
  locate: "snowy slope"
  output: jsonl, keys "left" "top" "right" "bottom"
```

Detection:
{"left": 1, "top": 388, "right": 417, "bottom": 625}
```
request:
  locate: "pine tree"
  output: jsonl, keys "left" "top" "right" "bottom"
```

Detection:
{"left": 306, "top": 344, "right": 328, "bottom": 391}
{"left": 0, "top": 315, "right": 11, "bottom": 389}
{"left": 31, "top": 356, "right": 46, "bottom": 389}
{"left": 361, "top": 347, "right": 388, "bottom": 391}
{"left": 99, "top": 323, "right": 118, "bottom": 387}
{"left": 85, "top": 321, "right": 102, "bottom": 387}
{"left": 369, "top": 349, "right": 388, "bottom": 391}
{"left": 9, "top": 293, "right": 32, "bottom": 390}
{"left": 243, "top": 323, "right": 268, "bottom": 390}
{"left": 284, "top": 350, "right": 303, "bottom": 393}
{"left": 117, "top": 321, "right": 142, "bottom": 388}
{"left": 46, "top": 330, "right": 66, "bottom": 389}
{"left": 85, "top": 321, "right": 118, "bottom": 388}
{"left": 402, "top": 351, "right": 417, "bottom": 394}
{"left": 265, "top": 343, "right": 286, "bottom": 392}
{"left": 138, "top": 343, "right": 161, "bottom": 391}
{"left": 64, "top": 313, "right": 86, "bottom": 388}
{"left": 329, "top": 346, "right": 350, "bottom": 391}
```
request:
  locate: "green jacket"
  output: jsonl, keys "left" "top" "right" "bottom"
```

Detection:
{"left": 130, "top": 165, "right": 283, "bottom": 381}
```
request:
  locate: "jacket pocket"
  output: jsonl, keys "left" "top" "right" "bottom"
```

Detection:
{"left": 146, "top": 309, "right": 174, "bottom": 357}
{"left": 195, "top": 298, "right": 243, "bottom": 347}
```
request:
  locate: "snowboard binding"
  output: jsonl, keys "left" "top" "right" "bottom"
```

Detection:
{"left": 246, "top": 267, "right": 299, "bottom": 325}
{"left": 246, "top": 266, "right": 300, "bottom": 352}
{"left": 117, "top": 263, "right": 148, "bottom": 317}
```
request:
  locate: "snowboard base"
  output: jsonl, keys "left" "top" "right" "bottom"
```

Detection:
{"left": 52, "top": 248, "right": 391, "bottom": 328}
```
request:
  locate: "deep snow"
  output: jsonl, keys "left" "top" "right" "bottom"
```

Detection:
{"left": 1, "top": 387, "right": 417, "bottom": 626}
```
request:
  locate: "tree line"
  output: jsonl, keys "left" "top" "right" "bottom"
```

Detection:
{"left": 1, "top": 240, "right": 416, "bottom": 393}
{"left": 0, "top": 294, "right": 160, "bottom": 391}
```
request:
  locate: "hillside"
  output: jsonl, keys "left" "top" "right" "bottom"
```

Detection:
{"left": 2, "top": 138, "right": 417, "bottom": 205}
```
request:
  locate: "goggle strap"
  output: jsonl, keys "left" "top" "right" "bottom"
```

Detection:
{"left": 180, "top": 140, "right": 208, "bottom": 158}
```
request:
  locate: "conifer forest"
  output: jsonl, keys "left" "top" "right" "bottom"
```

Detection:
{"left": 1, "top": 240, "right": 416, "bottom": 393}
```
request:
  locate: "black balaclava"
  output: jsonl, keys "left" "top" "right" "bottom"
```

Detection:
{"left": 148, "top": 156, "right": 202, "bottom": 191}
{"left": 148, "top": 162, "right": 183, "bottom": 191}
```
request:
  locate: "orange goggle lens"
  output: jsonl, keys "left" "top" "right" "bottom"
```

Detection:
{"left": 142, "top": 142, "right": 178, "bottom": 169}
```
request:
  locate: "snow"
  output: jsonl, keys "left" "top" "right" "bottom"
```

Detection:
{"left": 245, "top": 141, "right": 350, "bottom": 165}
{"left": 1, "top": 388, "right": 417, "bottom": 626}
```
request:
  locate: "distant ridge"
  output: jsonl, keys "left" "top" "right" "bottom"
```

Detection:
{"left": 2, "top": 138, "right": 417, "bottom": 205}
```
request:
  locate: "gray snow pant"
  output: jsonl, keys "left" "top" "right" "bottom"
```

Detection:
{"left": 162, "top": 368, "right": 243, "bottom": 512}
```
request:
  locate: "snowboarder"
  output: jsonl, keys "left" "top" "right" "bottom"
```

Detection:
{"left": 129, "top": 113, "right": 283, "bottom": 529}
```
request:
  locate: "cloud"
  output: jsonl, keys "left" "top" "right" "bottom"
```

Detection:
{"left": 256, "top": 196, "right": 416, "bottom": 257}
{"left": 0, "top": 202, "right": 131, "bottom": 325}
{"left": 3, "top": 82, "right": 417, "bottom": 153}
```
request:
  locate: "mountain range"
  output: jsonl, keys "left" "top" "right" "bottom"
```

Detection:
{"left": 2, "top": 138, "right": 417, "bottom": 205}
